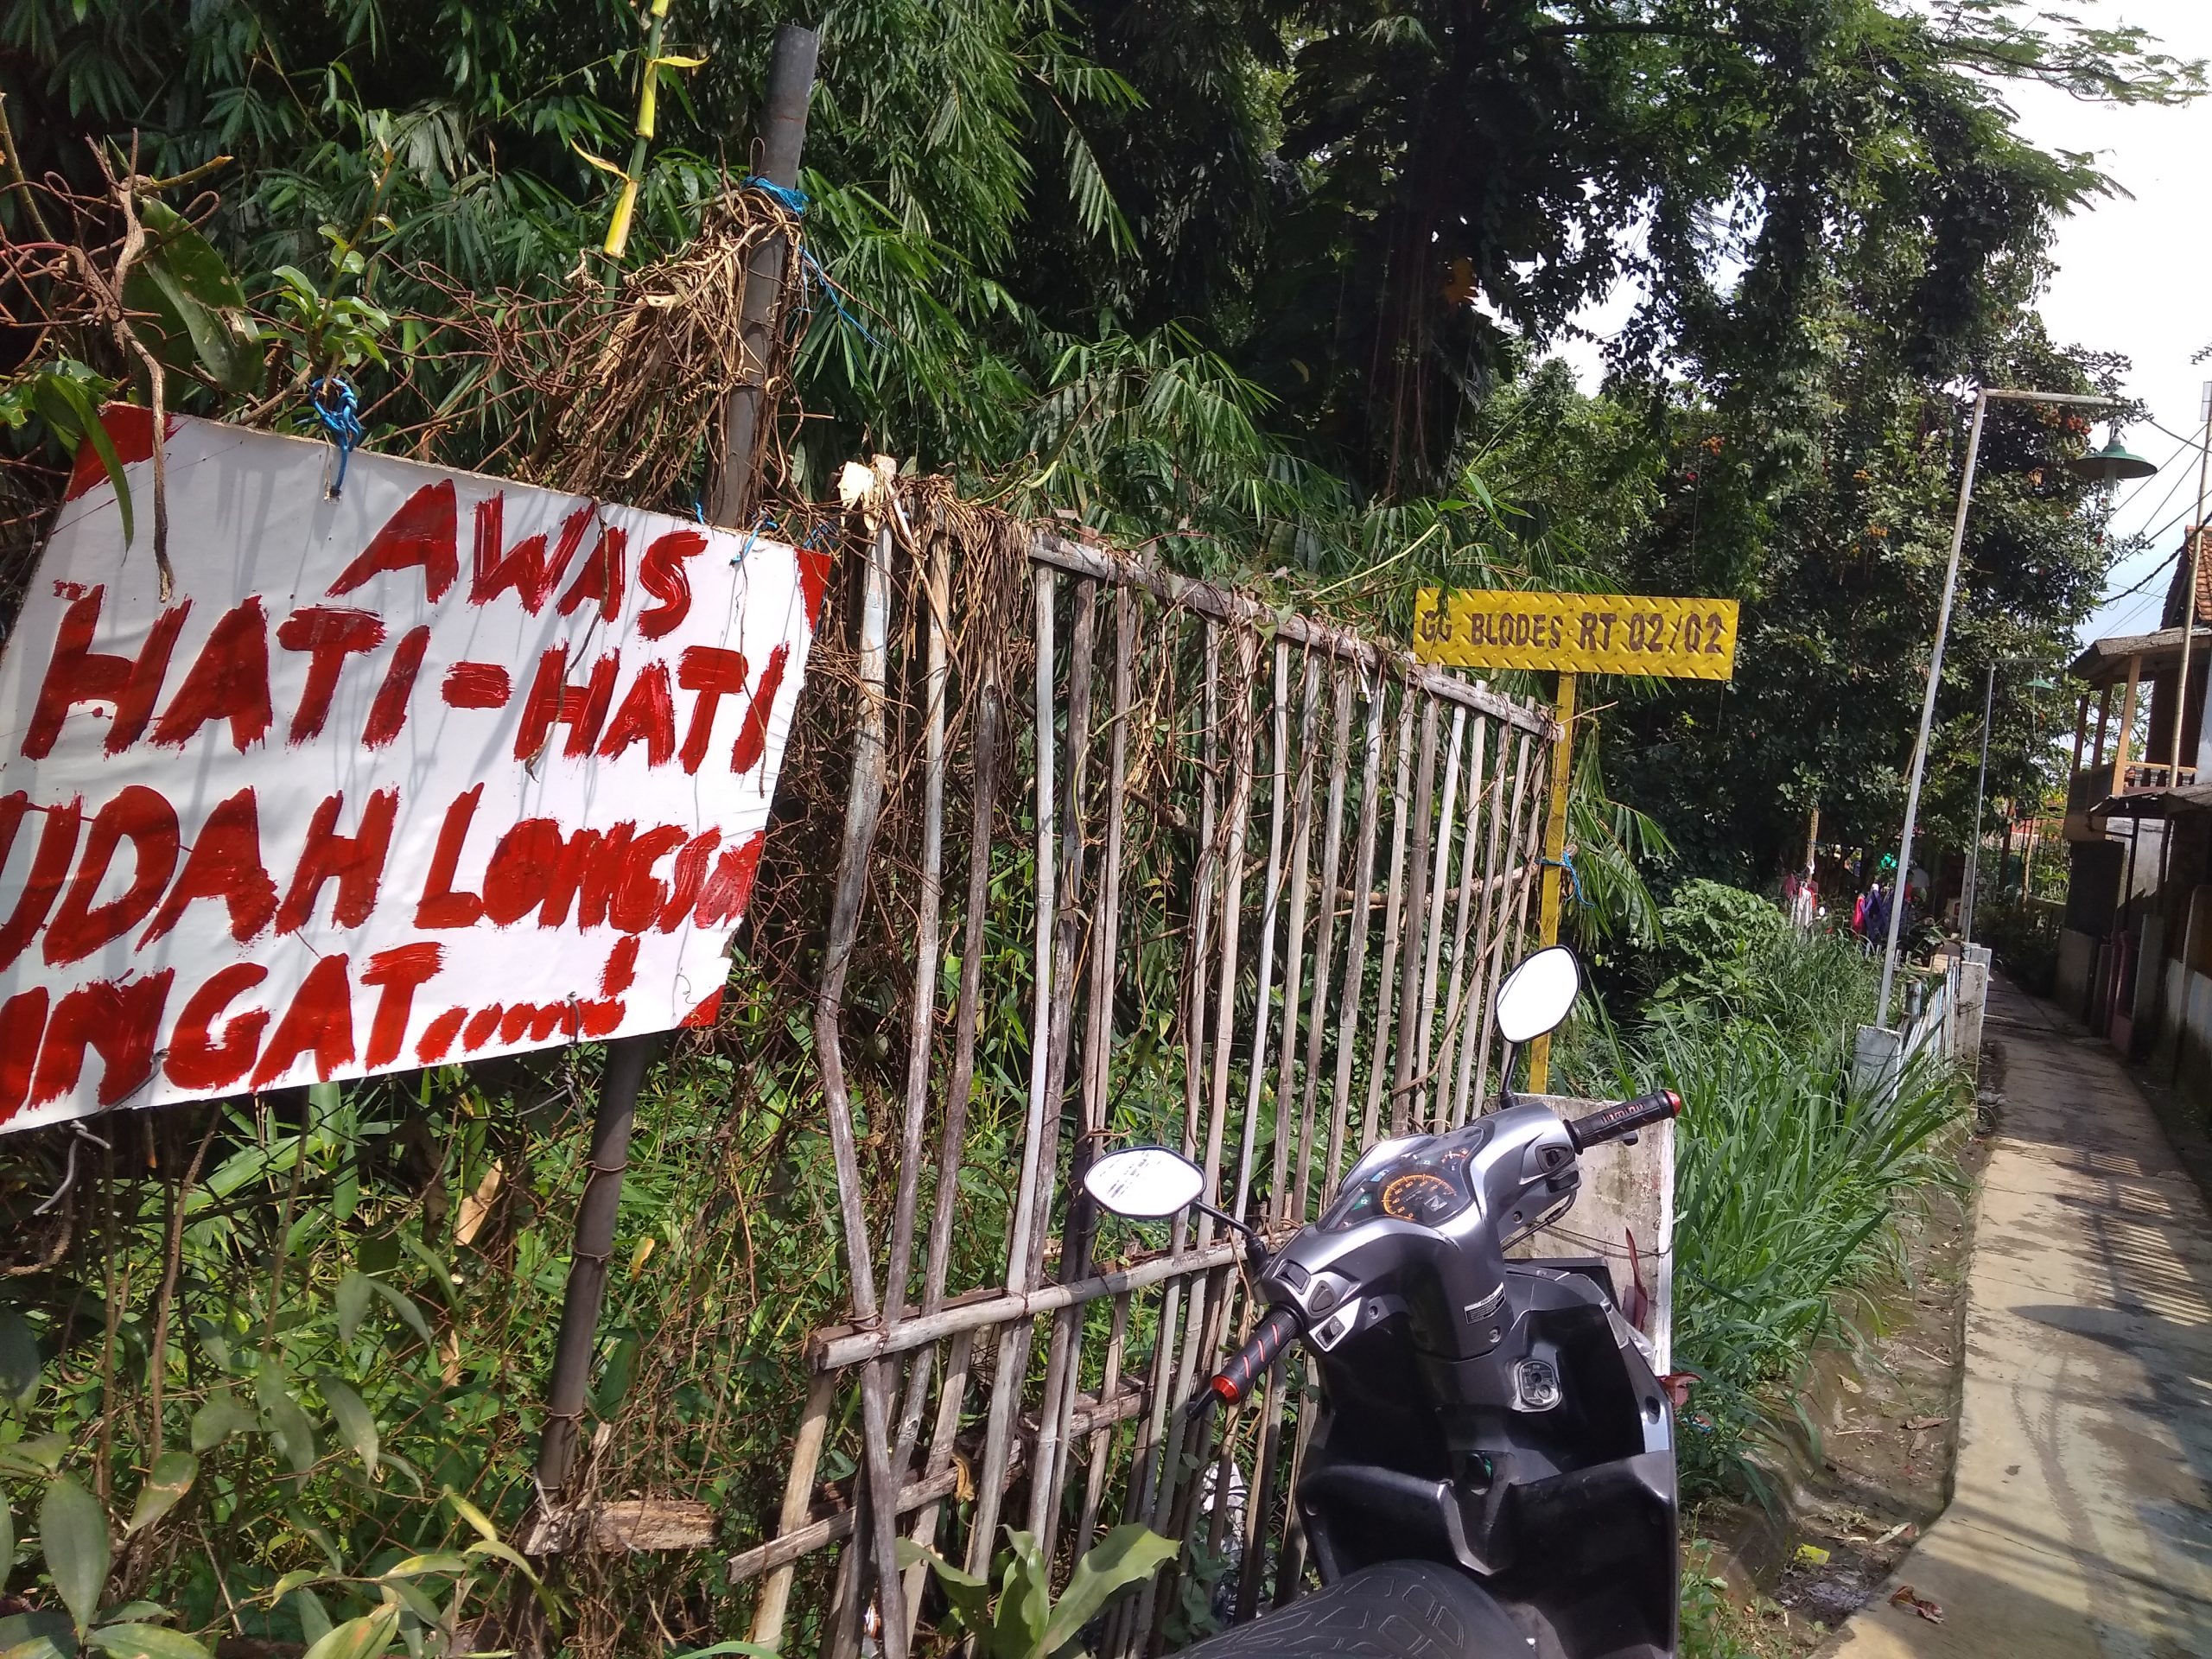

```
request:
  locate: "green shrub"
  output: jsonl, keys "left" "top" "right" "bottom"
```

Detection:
{"left": 1649, "top": 881, "right": 1788, "bottom": 1014}
{"left": 1978, "top": 894, "right": 2062, "bottom": 996}
{"left": 1580, "top": 935, "right": 1960, "bottom": 1498}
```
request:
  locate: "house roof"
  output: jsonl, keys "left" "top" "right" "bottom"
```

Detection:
{"left": 2068, "top": 624, "right": 2212, "bottom": 686}
{"left": 2088, "top": 782, "right": 2212, "bottom": 820}
{"left": 2162, "top": 527, "right": 2212, "bottom": 630}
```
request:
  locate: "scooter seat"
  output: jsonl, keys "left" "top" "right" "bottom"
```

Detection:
{"left": 1173, "top": 1560, "right": 1527, "bottom": 1656}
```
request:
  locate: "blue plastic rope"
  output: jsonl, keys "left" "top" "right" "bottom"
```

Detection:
{"left": 746, "top": 175, "right": 810, "bottom": 216}
{"left": 310, "top": 376, "right": 364, "bottom": 499}
{"left": 1545, "top": 852, "right": 1586, "bottom": 908}
{"left": 733, "top": 513, "right": 778, "bottom": 569}
{"left": 798, "top": 249, "right": 886, "bottom": 351}
{"left": 743, "top": 175, "right": 886, "bottom": 352}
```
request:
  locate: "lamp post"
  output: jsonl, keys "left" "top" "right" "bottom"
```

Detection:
{"left": 1876, "top": 385, "right": 2132, "bottom": 1030}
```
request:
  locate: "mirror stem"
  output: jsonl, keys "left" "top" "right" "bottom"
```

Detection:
{"left": 1193, "top": 1200, "right": 1270, "bottom": 1275}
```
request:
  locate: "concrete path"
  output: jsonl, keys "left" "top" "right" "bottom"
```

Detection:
{"left": 1824, "top": 976, "right": 2212, "bottom": 1659}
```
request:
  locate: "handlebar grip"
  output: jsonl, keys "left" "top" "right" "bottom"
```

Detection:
{"left": 1567, "top": 1089, "right": 1682, "bottom": 1150}
{"left": 1209, "top": 1304, "right": 1303, "bottom": 1407}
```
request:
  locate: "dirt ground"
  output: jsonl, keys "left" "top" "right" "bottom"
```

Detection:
{"left": 1689, "top": 1063, "right": 1997, "bottom": 1655}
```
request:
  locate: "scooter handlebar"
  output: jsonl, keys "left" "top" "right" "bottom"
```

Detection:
{"left": 1566, "top": 1089, "right": 1682, "bottom": 1150}
{"left": 1208, "top": 1304, "right": 1303, "bottom": 1407}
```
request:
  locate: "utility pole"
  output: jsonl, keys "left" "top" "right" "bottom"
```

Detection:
{"left": 1961, "top": 661, "right": 1994, "bottom": 945}
{"left": 708, "top": 26, "right": 821, "bottom": 525}
{"left": 2170, "top": 384, "right": 2211, "bottom": 791}
{"left": 1878, "top": 385, "right": 2121, "bottom": 1029}
{"left": 536, "top": 22, "right": 820, "bottom": 1505}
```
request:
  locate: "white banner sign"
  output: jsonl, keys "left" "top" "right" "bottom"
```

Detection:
{"left": 0, "top": 409, "right": 825, "bottom": 1131}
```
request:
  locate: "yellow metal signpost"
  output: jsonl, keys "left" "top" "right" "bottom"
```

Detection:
{"left": 1413, "top": 588, "right": 1741, "bottom": 1089}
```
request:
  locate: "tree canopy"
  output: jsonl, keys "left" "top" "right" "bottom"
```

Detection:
{"left": 4, "top": 0, "right": 2199, "bottom": 887}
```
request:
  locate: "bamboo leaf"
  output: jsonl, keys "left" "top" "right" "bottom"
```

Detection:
{"left": 317, "top": 1377, "right": 378, "bottom": 1479}
{"left": 189, "top": 1387, "right": 256, "bottom": 1452}
{"left": 38, "top": 1475, "right": 111, "bottom": 1635}
{"left": 267, "top": 1570, "right": 321, "bottom": 1603}
{"left": 289, "top": 1588, "right": 331, "bottom": 1647}
{"left": 124, "top": 1452, "right": 197, "bottom": 1535}
{"left": 335, "top": 1273, "right": 372, "bottom": 1346}
{"left": 442, "top": 1488, "right": 499, "bottom": 1544}
{"left": 298, "top": 1605, "right": 398, "bottom": 1659}
{"left": 35, "top": 381, "right": 133, "bottom": 546}
{"left": 366, "top": 1282, "right": 436, "bottom": 1352}
{"left": 461, "top": 1540, "right": 539, "bottom": 1586}
{"left": 255, "top": 1366, "right": 317, "bottom": 1475}
{"left": 86, "top": 1623, "right": 212, "bottom": 1659}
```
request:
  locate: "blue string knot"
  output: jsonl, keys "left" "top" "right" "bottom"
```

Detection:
{"left": 745, "top": 175, "right": 810, "bottom": 216}
{"left": 744, "top": 175, "right": 884, "bottom": 353}
{"left": 310, "top": 376, "right": 364, "bottom": 499}
{"left": 1544, "top": 851, "right": 1586, "bottom": 908}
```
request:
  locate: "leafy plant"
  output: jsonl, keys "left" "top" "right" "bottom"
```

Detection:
{"left": 121, "top": 197, "right": 263, "bottom": 397}
{"left": 1649, "top": 882, "right": 1789, "bottom": 1015}
{"left": 1586, "top": 934, "right": 1962, "bottom": 1496}
{"left": 0, "top": 360, "right": 133, "bottom": 542}
{"left": 898, "top": 1525, "right": 1177, "bottom": 1659}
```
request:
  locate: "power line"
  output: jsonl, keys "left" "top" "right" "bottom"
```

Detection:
{"left": 2102, "top": 540, "right": 2181, "bottom": 607}
{"left": 2107, "top": 431, "right": 2199, "bottom": 535}
{"left": 2107, "top": 428, "right": 2201, "bottom": 523}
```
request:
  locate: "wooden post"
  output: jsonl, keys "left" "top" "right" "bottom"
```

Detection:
{"left": 2092, "top": 683, "right": 2113, "bottom": 772}
{"left": 2071, "top": 692, "right": 2090, "bottom": 779}
{"left": 1527, "top": 671, "right": 1576, "bottom": 1093}
{"left": 2115, "top": 652, "right": 2143, "bottom": 791}
{"left": 534, "top": 22, "right": 818, "bottom": 1509}
{"left": 707, "top": 25, "right": 821, "bottom": 524}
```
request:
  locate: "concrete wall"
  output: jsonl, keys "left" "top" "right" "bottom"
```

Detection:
{"left": 2155, "top": 887, "right": 2212, "bottom": 1117}
{"left": 2056, "top": 927, "right": 2099, "bottom": 1020}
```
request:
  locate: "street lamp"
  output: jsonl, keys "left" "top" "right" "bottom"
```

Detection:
{"left": 2067, "top": 429, "right": 2158, "bottom": 486}
{"left": 1876, "top": 385, "right": 2139, "bottom": 1029}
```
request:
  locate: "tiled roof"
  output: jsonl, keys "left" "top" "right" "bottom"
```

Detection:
{"left": 2162, "top": 527, "right": 2212, "bottom": 629}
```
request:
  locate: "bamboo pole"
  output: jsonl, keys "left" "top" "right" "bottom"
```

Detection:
{"left": 1363, "top": 693, "right": 1417, "bottom": 1146}
{"left": 1528, "top": 673, "right": 1577, "bottom": 1093}
{"left": 1269, "top": 652, "right": 1323, "bottom": 1223}
{"left": 1232, "top": 641, "right": 1293, "bottom": 1227}
{"left": 967, "top": 568, "right": 1064, "bottom": 1573}
{"left": 1413, "top": 708, "right": 1466, "bottom": 1125}
{"left": 1294, "top": 666, "right": 1355, "bottom": 1220}
{"left": 1390, "top": 700, "right": 1441, "bottom": 1131}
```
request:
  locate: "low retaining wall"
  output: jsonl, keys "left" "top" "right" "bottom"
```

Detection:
{"left": 1852, "top": 946, "right": 1986, "bottom": 1103}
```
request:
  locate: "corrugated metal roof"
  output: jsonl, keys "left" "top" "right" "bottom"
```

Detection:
{"left": 2069, "top": 624, "right": 2212, "bottom": 684}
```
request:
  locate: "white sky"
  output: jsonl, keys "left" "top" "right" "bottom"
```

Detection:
{"left": 2007, "top": 1, "right": 2212, "bottom": 646}
{"left": 1552, "top": 3, "right": 2212, "bottom": 651}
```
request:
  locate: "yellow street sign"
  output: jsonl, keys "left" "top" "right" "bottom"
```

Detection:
{"left": 1412, "top": 588, "right": 1739, "bottom": 681}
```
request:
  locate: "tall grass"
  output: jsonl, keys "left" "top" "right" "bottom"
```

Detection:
{"left": 1573, "top": 924, "right": 1966, "bottom": 1497}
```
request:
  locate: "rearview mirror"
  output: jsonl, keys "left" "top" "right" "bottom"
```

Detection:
{"left": 1494, "top": 945, "right": 1582, "bottom": 1045}
{"left": 1083, "top": 1146, "right": 1206, "bottom": 1219}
